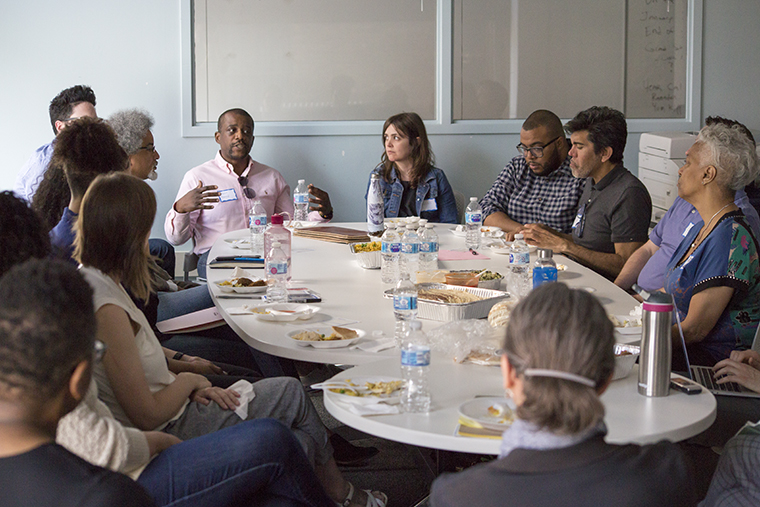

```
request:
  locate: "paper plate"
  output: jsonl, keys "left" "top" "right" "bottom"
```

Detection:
{"left": 458, "top": 397, "right": 516, "bottom": 431}
{"left": 287, "top": 326, "right": 365, "bottom": 348}
{"left": 612, "top": 315, "right": 642, "bottom": 335}
{"left": 322, "top": 376, "right": 404, "bottom": 405}
{"left": 490, "top": 242, "right": 537, "bottom": 255}
{"left": 224, "top": 238, "right": 252, "bottom": 249}
{"left": 256, "top": 304, "right": 321, "bottom": 322}
{"left": 214, "top": 278, "right": 268, "bottom": 293}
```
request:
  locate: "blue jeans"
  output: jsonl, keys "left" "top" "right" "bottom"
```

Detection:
{"left": 197, "top": 250, "right": 211, "bottom": 279}
{"left": 138, "top": 419, "right": 333, "bottom": 507}
{"left": 149, "top": 238, "right": 176, "bottom": 278}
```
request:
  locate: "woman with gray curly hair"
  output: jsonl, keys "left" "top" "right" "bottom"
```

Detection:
{"left": 430, "top": 283, "right": 696, "bottom": 507}
{"left": 665, "top": 120, "right": 760, "bottom": 369}
{"left": 108, "top": 108, "right": 160, "bottom": 181}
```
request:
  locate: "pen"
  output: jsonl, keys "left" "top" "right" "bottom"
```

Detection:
{"left": 469, "top": 248, "right": 477, "bottom": 255}
{"left": 214, "top": 256, "right": 263, "bottom": 262}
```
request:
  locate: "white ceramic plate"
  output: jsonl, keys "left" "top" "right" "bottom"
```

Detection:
{"left": 323, "top": 376, "right": 404, "bottom": 405}
{"left": 214, "top": 278, "right": 268, "bottom": 293}
{"left": 256, "top": 304, "right": 321, "bottom": 322}
{"left": 458, "top": 397, "right": 516, "bottom": 431}
{"left": 287, "top": 326, "right": 365, "bottom": 348}
{"left": 612, "top": 315, "right": 643, "bottom": 335}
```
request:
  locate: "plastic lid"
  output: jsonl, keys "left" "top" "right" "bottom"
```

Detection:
{"left": 418, "top": 219, "right": 428, "bottom": 226}
{"left": 470, "top": 197, "right": 478, "bottom": 201}
{"left": 537, "top": 248, "right": 553, "bottom": 258}
{"left": 425, "top": 223, "right": 434, "bottom": 228}
{"left": 410, "top": 321, "right": 422, "bottom": 331}
{"left": 514, "top": 233, "right": 524, "bottom": 239}
{"left": 406, "top": 224, "right": 415, "bottom": 229}
{"left": 298, "top": 179, "right": 305, "bottom": 183}
{"left": 271, "top": 214, "right": 284, "bottom": 225}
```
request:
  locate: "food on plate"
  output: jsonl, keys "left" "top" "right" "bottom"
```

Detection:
{"left": 486, "top": 403, "right": 515, "bottom": 424}
{"left": 353, "top": 242, "right": 381, "bottom": 253}
{"left": 418, "top": 288, "right": 483, "bottom": 304}
{"left": 609, "top": 315, "right": 642, "bottom": 328}
{"left": 292, "top": 326, "right": 359, "bottom": 342}
{"left": 478, "top": 270, "right": 503, "bottom": 281}
{"left": 615, "top": 350, "right": 633, "bottom": 356}
{"left": 463, "top": 350, "right": 501, "bottom": 366}
{"left": 219, "top": 277, "right": 266, "bottom": 288}
{"left": 329, "top": 387, "right": 360, "bottom": 396}
{"left": 488, "top": 300, "right": 518, "bottom": 327}
{"left": 365, "top": 380, "right": 404, "bottom": 395}
{"left": 487, "top": 404, "right": 506, "bottom": 417}
{"left": 328, "top": 379, "right": 403, "bottom": 397}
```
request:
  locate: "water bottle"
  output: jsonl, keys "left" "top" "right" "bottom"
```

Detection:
{"left": 393, "top": 273, "right": 418, "bottom": 347}
{"left": 418, "top": 223, "right": 439, "bottom": 272}
{"left": 400, "top": 320, "right": 431, "bottom": 413}
{"left": 417, "top": 218, "right": 428, "bottom": 234}
{"left": 247, "top": 199, "right": 267, "bottom": 256}
{"left": 264, "top": 214, "right": 292, "bottom": 281}
{"left": 381, "top": 224, "right": 401, "bottom": 284}
{"left": 293, "top": 179, "right": 309, "bottom": 221}
{"left": 465, "top": 197, "right": 482, "bottom": 250}
{"left": 399, "top": 224, "right": 420, "bottom": 281}
{"left": 637, "top": 290, "right": 673, "bottom": 397}
{"left": 367, "top": 173, "right": 384, "bottom": 237}
{"left": 533, "top": 248, "right": 558, "bottom": 288}
{"left": 508, "top": 234, "right": 531, "bottom": 299}
{"left": 266, "top": 241, "right": 289, "bottom": 303}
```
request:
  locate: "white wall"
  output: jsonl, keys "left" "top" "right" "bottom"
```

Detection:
{"left": 1, "top": 1, "right": 758, "bottom": 249}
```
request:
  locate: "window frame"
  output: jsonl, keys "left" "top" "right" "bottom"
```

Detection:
{"left": 181, "top": 0, "right": 703, "bottom": 138}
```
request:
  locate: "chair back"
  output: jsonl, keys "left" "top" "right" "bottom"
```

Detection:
{"left": 453, "top": 189, "right": 466, "bottom": 224}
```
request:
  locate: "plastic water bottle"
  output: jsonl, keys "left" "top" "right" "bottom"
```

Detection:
{"left": 417, "top": 218, "right": 428, "bottom": 234}
{"left": 247, "top": 199, "right": 267, "bottom": 256}
{"left": 381, "top": 224, "right": 401, "bottom": 284}
{"left": 465, "top": 197, "right": 482, "bottom": 250}
{"left": 264, "top": 214, "right": 291, "bottom": 280}
{"left": 508, "top": 234, "right": 531, "bottom": 299}
{"left": 399, "top": 224, "right": 420, "bottom": 281}
{"left": 418, "top": 223, "right": 439, "bottom": 272}
{"left": 266, "top": 241, "right": 289, "bottom": 303}
{"left": 293, "top": 179, "right": 309, "bottom": 221}
{"left": 533, "top": 248, "right": 558, "bottom": 289}
{"left": 393, "top": 273, "right": 418, "bottom": 347}
{"left": 400, "top": 320, "right": 431, "bottom": 413}
{"left": 367, "top": 173, "right": 384, "bottom": 237}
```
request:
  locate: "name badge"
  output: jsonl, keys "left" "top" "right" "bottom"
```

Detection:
{"left": 682, "top": 222, "right": 696, "bottom": 237}
{"left": 219, "top": 188, "right": 238, "bottom": 202}
{"left": 421, "top": 198, "right": 438, "bottom": 212}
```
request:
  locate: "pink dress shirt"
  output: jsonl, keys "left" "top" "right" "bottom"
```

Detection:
{"left": 164, "top": 151, "right": 320, "bottom": 254}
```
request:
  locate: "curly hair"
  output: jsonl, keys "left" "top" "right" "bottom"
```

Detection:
{"left": 502, "top": 283, "right": 615, "bottom": 435}
{"left": 31, "top": 159, "right": 70, "bottom": 231}
{"left": 48, "top": 85, "right": 96, "bottom": 134}
{"left": 379, "top": 112, "right": 435, "bottom": 188}
{"left": 0, "top": 191, "right": 51, "bottom": 277}
{"left": 697, "top": 121, "right": 759, "bottom": 192}
{"left": 565, "top": 106, "right": 628, "bottom": 164}
{"left": 108, "top": 108, "right": 155, "bottom": 156}
{"left": 0, "top": 258, "right": 94, "bottom": 403}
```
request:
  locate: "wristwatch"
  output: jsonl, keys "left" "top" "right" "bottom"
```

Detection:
{"left": 319, "top": 208, "right": 334, "bottom": 220}
{"left": 173, "top": 352, "right": 185, "bottom": 360}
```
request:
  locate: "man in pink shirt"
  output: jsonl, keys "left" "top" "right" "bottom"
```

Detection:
{"left": 165, "top": 108, "right": 332, "bottom": 277}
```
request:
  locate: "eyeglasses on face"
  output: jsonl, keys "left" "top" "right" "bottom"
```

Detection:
{"left": 237, "top": 175, "right": 256, "bottom": 199}
{"left": 137, "top": 144, "right": 157, "bottom": 153}
{"left": 516, "top": 135, "right": 561, "bottom": 158}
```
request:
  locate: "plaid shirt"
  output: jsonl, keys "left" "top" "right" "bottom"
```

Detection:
{"left": 480, "top": 155, "right": 584, "bottom": 233}
{"left": 702, "top": 432, "right": 760, "bottom": 506}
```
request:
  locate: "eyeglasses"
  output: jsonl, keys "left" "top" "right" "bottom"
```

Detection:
{"left": 238, "top": 175, "right": 256, "bottom": 199}
{"left": 60, "top": 116, "right": 89, "bottom": 123}
{"left": 137, "top": 144, "right": 156, "bottom": 153}
{"left": 516, "top": 136, "right": 561, "bottom": 158}
{"left": 93, "top": 339, "right": 107, "bottom": 362}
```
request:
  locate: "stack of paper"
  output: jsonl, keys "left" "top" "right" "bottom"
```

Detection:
{"left": 293, "top": 226, "right": 370, "bottom": 244}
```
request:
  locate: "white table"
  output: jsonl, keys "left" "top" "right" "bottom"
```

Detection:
{"left": 206, "top": 222, "right": 716, "bottom": 449}
{"left": 323, "top": 357, "right": 717, "bottom": 452}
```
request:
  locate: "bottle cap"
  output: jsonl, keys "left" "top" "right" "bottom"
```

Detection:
{"left": 514, "top": 233, "right": 524, "bottom": 240}
{"left": 418, "top": 219, "right": 428, "bottom": 226}
{"left": 537, "top": 248, "right": 553, "bottom": 259}
{"left": 425, "top": 223, "right": 434, "bottom": 228}
{"left": 271, "top": 214, "right": 284, "bottom": 225}
{"left": 470, "top": 197, "right": 477, "bottom": 201}
{"left": 410, "top": 321, "right": 422, "bottom": 331}
{"left": 406, "top": 224, "right": 415, "bottom": 230}
{"left": 298, "top": 179, "right": 305, "bottom": 184}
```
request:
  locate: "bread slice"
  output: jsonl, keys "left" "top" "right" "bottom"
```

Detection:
{"left": 331, "top": 326, "right": 358, "bottom": 340}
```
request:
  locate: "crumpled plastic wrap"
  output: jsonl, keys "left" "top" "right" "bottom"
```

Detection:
{"left": 426, "top": 319, "right": 504, "bottom": 365}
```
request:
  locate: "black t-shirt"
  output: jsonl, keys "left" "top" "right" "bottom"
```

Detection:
{"left": 0, "top": 443, "right": 156, "bottom": 507}
{"left": 399, "top": 180, "right": 417, "bottom": 217}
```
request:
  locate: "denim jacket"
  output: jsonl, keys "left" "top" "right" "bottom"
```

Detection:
{"left": 366, "top": 165, "right": 458, "bottom": 224}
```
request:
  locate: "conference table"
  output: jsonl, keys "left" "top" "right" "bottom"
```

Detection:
{"left": 206, "top": 222, "right": 716, "bottom": 452}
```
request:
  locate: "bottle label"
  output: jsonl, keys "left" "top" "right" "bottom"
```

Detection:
{"left": 393, "top": 294, "right": 418, "bottom": 311}
{"left": 390, "top": 242, "right": 401, "bottom": 253}
{"left": 401, "top": 347, "right": 431, "bottom": 367}
{"left": 509, "top": 252, "right": 530, "bottom": 265}
{"left": 465, "top": 212, "right": 482, "bottom": 225}
{"left": 382, "top": 241, "right": 402, "bottom": 253}
{"left": 419, "top": 241, "right": 438, "bottom": 253}
{"left": 249, "top": 215, "right": 267, "bottom": 227}
{"left": 267, "top": 262, "right": 288, "bottom": 276}
{"left": 294, "top": 194, "right": 309, "bottom": 204}
{"left": 401, "top": 243, "right": 419, "bottom": 254}
{"left": 533, "top": 267, "right": 558, "bottom": 287}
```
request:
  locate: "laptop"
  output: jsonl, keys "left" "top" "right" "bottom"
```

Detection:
{"left": 679, "top": 315, "right": 760, "bottom": 398}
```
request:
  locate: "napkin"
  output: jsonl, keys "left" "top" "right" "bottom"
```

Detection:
{"left": 338, "top": 400, "right": 400, "bottom": 416}
{"left": 231, "top": 267, "right": 255, "bottom": 278}
{"left": 438, "top": 249, "right": 491, "bottom": 260}
{"left": 226, "top": 305, "right": 268, "bottom": 315}
{"left": 228, "top": 379, "right": 256, "bottom": 419}
{"left": 354, "top": 338, "right": 396, "bottom": 353}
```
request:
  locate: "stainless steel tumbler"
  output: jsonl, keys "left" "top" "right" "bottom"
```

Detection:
{"left": 637, "top": 292, "right": 673, "bottom": 397}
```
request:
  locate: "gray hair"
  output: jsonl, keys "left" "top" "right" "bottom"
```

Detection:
{"left": 503, "top": 283, "right": 615, "bottom": 435}
{"left": 697, "top": 122, "right": 759, "bottom": 191}
{"left": 107, "top": 108, "right": 154, "bottom": 156}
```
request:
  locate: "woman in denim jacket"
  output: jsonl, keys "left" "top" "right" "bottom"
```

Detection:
{"left": 366, "top": 112, "right": 457, "bottom": 224}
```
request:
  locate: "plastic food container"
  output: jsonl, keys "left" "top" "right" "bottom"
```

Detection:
{"left": 445, "top": 272, "right": 480, "bottom": 287}
{"left": 384, "top": 283, "right": 511, "bottom": 321}
{"left": 349, "top": 242, "right": 382, "bottom": 269}
{"left": 613, "top": 343, "right": 641, "bottom": 380}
